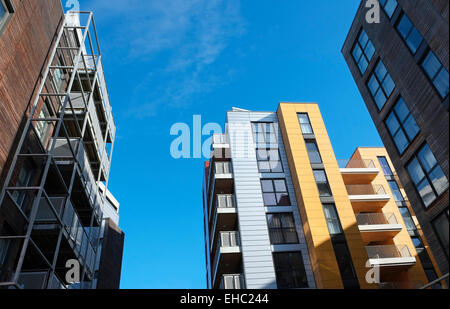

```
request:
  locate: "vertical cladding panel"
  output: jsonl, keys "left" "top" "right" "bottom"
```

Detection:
{"left": 227, "top": 110, "right": 316, "bottom": 289}
{"left": 227, "top": 111, "right": 277, "bottom": 289}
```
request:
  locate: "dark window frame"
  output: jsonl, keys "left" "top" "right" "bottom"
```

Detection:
{"left": 256, "top": 148, "right": 284, "bottom": 173}
{"left": 297, "top": 113, "right": 314, "bottom": 135}
{"left": 367, "top": 59, "right": 396, "bottom": 111}
{"left": 261, "top": 179, "right": 291, "bottom": 207}
{"left": 384, "top": 97, "right": 420, "bottom": 155}
{"left": 351, "top": 28, "right": 375, "bottom": 75}
{"left": 266, "top": 213, "right": 299, "bottom": 245}
{"left": 406, "top": 144, "right": 449, "bottom": 209}
{"left": 378, "top": 0, "right": 398, "bottom": 19}
{"left": 273, "top": 251, "right": 309, "bottom": 289}
{"left": 395, "top": 11, "right": 424, "bottom": 55}
{"left": 251, "top": 122, "right": 278, "bottom": 144}
{"left": 377, "top": 156, "right": 394, "bottom": 176}
{"left": 431, "top": 209, "right": 449, "bottom": 259}
{"left": 420, "top": 49, "right": 450, "bottom": 100}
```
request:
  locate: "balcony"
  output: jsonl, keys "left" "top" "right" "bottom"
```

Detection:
{"left": 366, "top": 245, "right": 416, "bottom": 267}
{"left": 211, "top": 134, "right": 231, "bottom": 161}
{"left": 356, "top": 213, "right": 402, "bottom": 243}
{"left": 219, "top": 274, "right": 245, "bottom": 289}
{"left": 338, "top": 159, "right": 379, "bottom": 184}
{"left": 346, "top": 184, "right": 391, "bottom": 212}
{"left": 378, "top": 281, "right": 424, "bottom": 289}
{"left": 207, "top": 162, "right": 234, "bottom": 218}
{"left": 210, "top": 195, "right": 238, "bottom": 251}
{"left": 212, "top": 231, "right": 242, "bottom": 288}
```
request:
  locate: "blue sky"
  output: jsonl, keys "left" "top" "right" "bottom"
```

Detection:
{"left": 75, "top": 0, "right": 383, "bottom": 289}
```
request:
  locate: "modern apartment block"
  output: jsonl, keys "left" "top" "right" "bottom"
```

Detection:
{"left": 0, "top": 1, "right": 124, "bottom": 289}
{"left": 203, "top": 102, "right": 443, "bottom": 289}
{"left": 342, "top": 0, "right": 449, "bottom": 280}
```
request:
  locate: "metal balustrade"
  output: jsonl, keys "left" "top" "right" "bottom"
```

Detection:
{"left": 346, "top": 184, "right": 387, "bottom": 195}
{"left": 366, "top": 245, "right": 411, "bottom": 259}
{"left": 338, "top": 159, "right": 376, "bottom": 169}
{"left": 356, "top": 213, "right": 398, "bottom": 225}
{"left": 220, "top": 274, "right": 245, "bottom": 289}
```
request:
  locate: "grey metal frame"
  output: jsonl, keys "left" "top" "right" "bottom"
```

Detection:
{"left": 0, "top": 12, "right": 115, "bottom": 289}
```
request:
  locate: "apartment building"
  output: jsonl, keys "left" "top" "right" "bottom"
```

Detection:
{"left": 342, "top": 0, "right": 449, "bottom": 280}
{"left": 203, "top": 103, "right": 442, "bottom": 289}
{"left": 0, "top": 1, "right": 124, "bottom": 289}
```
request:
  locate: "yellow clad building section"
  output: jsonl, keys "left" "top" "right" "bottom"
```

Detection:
{"left": 351, "top": 147, "right": 438, "bottom": 285}
{"left": 277, "top": 103, "right": 374, "bottom": 289}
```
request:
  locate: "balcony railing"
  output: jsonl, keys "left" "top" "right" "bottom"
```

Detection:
{"left": 346, "top": 184, "right": 387, "bottom": 196}
{"left": 356, "top": 213, "right": 398, "bottom": 226}
{"left": 217, "top": 194, "right": 236, "bottom": 209}
{"left": 378, "top": 281, "right": 424, "bottom": 289}
{"left": 366, "top": 245, "right": 412, "bottom": 260}
{"left": 212, "top": 231, "right": 241, "bottom": 283}
{"left": 220, "top": 274, "right": 245, "bottom": 289}
{"left": 338, "top": 159, "right": 376, "bottom": 169}
{"left": 215, "top": 162, "right": 233, "bottom": 175}
{"left": 212, "top": 134, "right": 229, "bottom": 145}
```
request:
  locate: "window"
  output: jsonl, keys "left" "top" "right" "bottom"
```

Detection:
{"left": 305, "top": 141, "right": 322, "bottom": 164}
{"left": 378, "top": 0, "right": 398, "bottom": 19}
{"left": 0, "top": 0, "right": 12, "bottom": 32}
{"left": 431, "top": 210, "right": 449, "bottom": 258}
{"left": 322, "top": 204, "right": 343, "bottom": 235}
{"left": 273, "top": 252, "right": 309, "bottom": 289}
{"left": 333, "top": 243, "right": 359, "bottom": 289}
{"left": 297, "top": 113, "right": 313, "bottom": 134}
{"left": 313, "top": 170, "right": 332, "bottom": 197}
{"left": 377, "top": 156, "right": 393, "bottom": 176}
{"left": 35, "top": 101, "right": 53, "bottom": 147}
{"left": 261, "top": 179, "right": 291, "bottom": 206}
{"left": 11, "top": 163, "right": 33, "bottom": 208}
{"left": 267, "top": 213, "right": 298, "bottom": 244}
{"left": 407, "top": 144, "right": 449, "bottom": 207}
{"left": 256, "top": 149, "right": 283, "bottom": 173}
{"left": 398, "top": 207, "right": 416, "bottom": 231}
{"left": 421, "top": 50, "right": 449, "bottom": 99}
{"left": 396, "top": 13, "right": 423, "bottom": 55}
{"left": 252, "top": 122, "right": 277, "bottom": 144}
{"left": 0, "top": 239, "right": 10, "bottom": 267}
{"left": 385, "top": 98, "right": 419, "bottom": 154}
{"left": 387, "top": 180, "right": 404, "bottom": 202}
{"left": 367, "top": 60, "right": 395, "bottom": 110}
{"left": 352, "top": 29, "right": 375, "bottom": 74}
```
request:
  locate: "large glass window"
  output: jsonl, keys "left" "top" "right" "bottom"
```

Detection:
{"left": 256, "top": 149, "right": 283, "bottom": 173}
{"left": 385, "top": 98, "right": 420, "bottom": 154}
{"left": 261, "top": 179, "right": 291, "bottom": 206}
{"left": 377, "top": 156, "right": 393, "bottom": 176}
{"left": 387, "top": 180, "right": 404, "bottom": 202}
{"left": 367, "top": 60, "right": 395, "bottom": 110}
{"left": 0, "top": 239, "right": 10, "bottom": 267}
{"left": 352, "top": 29, "right": 375, "bottom": 74}
{"left": 421, "top": 50, "right": 450, "bottom": 99}
{"left": 273, "top": 252, "right": 309, "bottom": 289}
{"left": 407, "top": 144, "right": 449, "bottom": 207}
{"left": 267, "top": 213, "right": 299, "bottom": 245}
{"left": 396, "top": 13, "right": 423, "bottom": 55}
{"left": 252, "top": 122, "right": 277, "bottom": 144}
{"left": 297, "top": 113, "right": 313, "bottom": 134}
{"left": 313, "top": 170, "right": 332, "bottom": 197}
{"left": 11, "top": 163, "right": 33, "bottom": 208}
{"left": 305, "top": 141, "right": 322, "bottom": 164}
{"left": 432, "top": 210, "right": 449, "bottom": 258}
{"left": 378, "top": 0, "right": 398, "bottom": 19}
{"left": 398, "top": 207, "right": 416, "bottom": 231}
{"left": 322, "top": 204, "right": 343, "bottom": 235}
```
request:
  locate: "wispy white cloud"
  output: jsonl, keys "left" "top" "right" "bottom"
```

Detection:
{"left": 86, "top": 0, "right": 247, "bottom": 117}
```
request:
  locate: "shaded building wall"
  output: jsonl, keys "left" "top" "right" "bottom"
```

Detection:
{"left": 97, "top": 218, "right": 125, "bottom": 289}
{"left": 341, "top": 0, "right": 449, "bottom": 275}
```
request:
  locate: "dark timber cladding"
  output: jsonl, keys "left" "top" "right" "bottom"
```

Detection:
{"left": 342, "top": 0, "right": 449, "bottom": 276}
{"left": 0, "top": 0, "right": 64, "bottom": 185}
